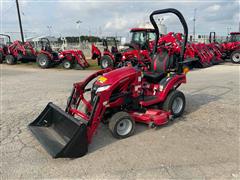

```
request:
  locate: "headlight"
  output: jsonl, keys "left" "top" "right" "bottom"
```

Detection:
{"left": 96, "top": 85, "right": 111, "bottom": 93}
{"left": 122, "top": 55, "right": 126, "bottom": 60}
{"left": 59, "top": 54, "right": 64, "bottom": 58}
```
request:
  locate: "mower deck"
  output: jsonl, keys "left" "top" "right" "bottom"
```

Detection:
{"left": 129, "top": 109, "right": 170, "bottom": 126}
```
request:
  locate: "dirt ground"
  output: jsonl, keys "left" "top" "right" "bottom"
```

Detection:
{"left": 0, "top": 63, "right": 239, "bottom": 179}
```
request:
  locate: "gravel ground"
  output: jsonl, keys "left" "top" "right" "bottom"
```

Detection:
{"left": 0, "top": 63, "right": 239, "bottom": 179}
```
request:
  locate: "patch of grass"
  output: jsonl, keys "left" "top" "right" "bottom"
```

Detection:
{"left": 87, "top": 59, "right": 100, "bottom": 70}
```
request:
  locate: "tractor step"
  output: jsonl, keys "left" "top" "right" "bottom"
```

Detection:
{"left": 28, "top": 102, "right": 88, "bottom": 158}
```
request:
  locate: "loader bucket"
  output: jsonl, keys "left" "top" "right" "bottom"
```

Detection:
{"left": 28, "top": 102, "right": 88, "bottom": 158}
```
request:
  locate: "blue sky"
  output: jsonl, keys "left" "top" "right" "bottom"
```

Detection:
{"left": 1, "top": 0, "right": 239, "bottom": 40}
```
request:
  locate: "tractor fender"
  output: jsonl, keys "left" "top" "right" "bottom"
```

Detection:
{"left": 103, "top": 51, "right": 115, "bottom": 62}
{"left": 40, "top": 50, "right": 53, "bottom": 60}
{"left": 159, "top": 74, "right": 186, "bottom": 101}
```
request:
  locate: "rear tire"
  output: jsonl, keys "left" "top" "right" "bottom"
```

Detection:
{"left": 62, "top": 60, "right": 72, "bottom": 69}
{"left": 163, "top": 90, "right": 185, "bottom": 118}
{"left": 100, "top": 55, "right": 113, "bottom": 69}
{"left": 230, "top": 50, "right": 240, "bottom": 64}
{"left": 109, "top": 111, "right": 135, "bottom": 139}
{"left": 37, "top": 54, "right": 51, "bottom": 68}
{"left": 5, "top": 55, "right": 16, "bottom": 65}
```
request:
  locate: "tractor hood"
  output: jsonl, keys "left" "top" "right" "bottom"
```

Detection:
{"left": 95, "top": 67, "right": 138, "bottom": 87}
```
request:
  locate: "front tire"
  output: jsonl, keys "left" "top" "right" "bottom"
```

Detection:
{"left": 62, "top": 60, "right": 72, "bottom": 69}
{"left": 37, "top": 54, "right": 51, "bottom": 68}
{"left": 5, "top": 55, "right": 16, "bottom": 65}
{"left": 100, "top": 55, "right": 113, "bottom": 69}
{"left": 109, "top": 111, "right": 135, "bottom": 139}
{"left": 163, "top": 90, "right": 185, "bottom": 118}
{"left": 230, "top": 50, "right": 240, "bottom": 64}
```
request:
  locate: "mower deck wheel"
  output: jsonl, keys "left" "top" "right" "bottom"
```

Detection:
{"left": 37, "top": 54, "right": 50, "bottom": 68}
{"left": 230, "top": 50, "right": 240, "bottom": 64}
{"left": 163, "top": 90, "right": 185, "bottom": 118}
{"left": 62, "top": 60, "right": 72, "bottom": 69}
{"left": 100, "top": 55, "right": 113, "bottom": 69}
{"left": 5, "top": 55, "right": 16, "bottom": 65}
{"left": 109, "top": 111, "right": 135, "bottom": 139}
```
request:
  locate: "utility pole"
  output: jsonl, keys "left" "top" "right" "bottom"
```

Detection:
{"left": 193, "top": 8, "right": 197, "bottom": 42}
{"left": 47, "top": 26, "right": 52, "bottom": 36}
{"left": 76, "top": 20, "right": 82, "bottom": 47}
{"left": 227, "top": 27, "right": 231, "bottom": 35}
{"left": 239, "top": 21, "right": 240, "bottom": 32}
{"left": 15, "top": 0, "right": 24, "bottom": 42}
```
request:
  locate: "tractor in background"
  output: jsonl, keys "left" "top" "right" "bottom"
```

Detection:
{"left": 0, "top": 34, "right": 11, "bottom": 63}
{"left": 91, "top": 28, "right": 155, "bottom": 69}
{"left": 4, "top": 39, "right": 37, "bottom": 65}
{"left": 36, "top": 38, "right": 61, "bottom": 68}
{"left": 221, "top": 32, "right": 240, "bottom": 63}
{"left": 36, "top": 38, "right": 89, "bottom": 69}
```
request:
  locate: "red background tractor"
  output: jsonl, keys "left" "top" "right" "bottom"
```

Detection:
{"left": 91, "top": 28, "right": 155, "bottom": 69}
{"left": 4, "top": 40, "right": 37, "bottom": 65}
{"left": 0, "top": 34, "right": 11, "bottom": 63}
{"left": 221, "top": 32, "right": 240, "bottom": 63}
{"left": 59, "top": 49, "right": 89, "bottom": 70}
{"left": 36, "top": 38, "right": 89, "bottom": 69}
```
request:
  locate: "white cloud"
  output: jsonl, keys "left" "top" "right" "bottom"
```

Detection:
{"left": 104, "top": 16, "right": 128, "bottom": 30}
{"left": 206, "top": 4, "right": 221, "bottom": 12}
{"left": 2, "top": 0, "right": 239, "bottom": 40}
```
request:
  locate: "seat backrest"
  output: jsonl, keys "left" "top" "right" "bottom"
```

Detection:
{"left": 150, "top": 48, "right": 175, "bottom": 73}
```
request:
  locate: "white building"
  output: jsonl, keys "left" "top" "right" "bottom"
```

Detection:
{"left": 189, "top": 34, "right": 227, "bottom": 43}
{"left": 26, "top": 35, "right": 58, "bottom": 47}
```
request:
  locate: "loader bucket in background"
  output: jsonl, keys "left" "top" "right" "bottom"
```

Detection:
{"left": 28, "top": 102, "right": 88, "bottom": 158}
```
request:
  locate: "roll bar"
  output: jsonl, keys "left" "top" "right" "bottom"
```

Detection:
{"left": 40, "top": 38, "right": 50, "bottom": 44}
{"left": 103, "top": 37, "right": 118, "bottom": 50}
{"left": 0, "top": 34, "right": 11, "bottom": 43}
{"left": 150, "top": 8, "right": 188, "bottom": 63}
{"left": 209, "top": 32, "right": 216, "bottom": 43}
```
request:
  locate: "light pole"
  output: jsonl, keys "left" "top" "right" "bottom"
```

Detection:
{"left": 76, "top": 20, "right": 82, "bottom": 47}
{"left": 193, "top": 8, "right": 197, "bottom": 42}
{"left": 227, "top": 27, "right": 231, "bottom": 35}
{"left": 47, "top": 25, "right": 52, "bottom": 36}
{"left": 158, "top": 17, "right": 164, "bottom": 25}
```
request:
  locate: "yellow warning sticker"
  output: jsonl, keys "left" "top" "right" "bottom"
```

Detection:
{"left": 98, "top": 76, "right": 107, "bottom": 83}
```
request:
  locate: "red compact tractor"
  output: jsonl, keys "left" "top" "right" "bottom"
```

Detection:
{"left": 0, "top": 34, "right": 11, "bottom": 63}
{"left": 221, "top": 32, "right": 240, "bottom": 63}
{"left": 207, "top": 32, "right": 224, "bottom": 64}
{"left": 4, "top": 40, "right": 37, "bottom": 65}
{"left": 59, "top": 50, "right": 89, "bottom": 70}
{"left": 29, "top": 8, "right": 190, "bottom": 158}
{"left": 99, "top": 37, "right": 124, "bottom": 69}
{"left": 36, "top": 38, "right": 89, "bottom": 69}
{"left": 91, "top": 29, "right": 155, "bottom": 69}
{"left": 36, "top": 38, "right": 62, "bottom": 68}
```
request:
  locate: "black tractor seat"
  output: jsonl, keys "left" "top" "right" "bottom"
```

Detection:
{"left": 143, "top": 48, "right": 172, "bottom": 83}
{"left": 143, "top": 71, "right": 166, "bottom": 83}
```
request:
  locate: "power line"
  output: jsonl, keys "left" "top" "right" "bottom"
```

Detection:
{"left": 2, "top": 2, "right": 15, "bottom": 16}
